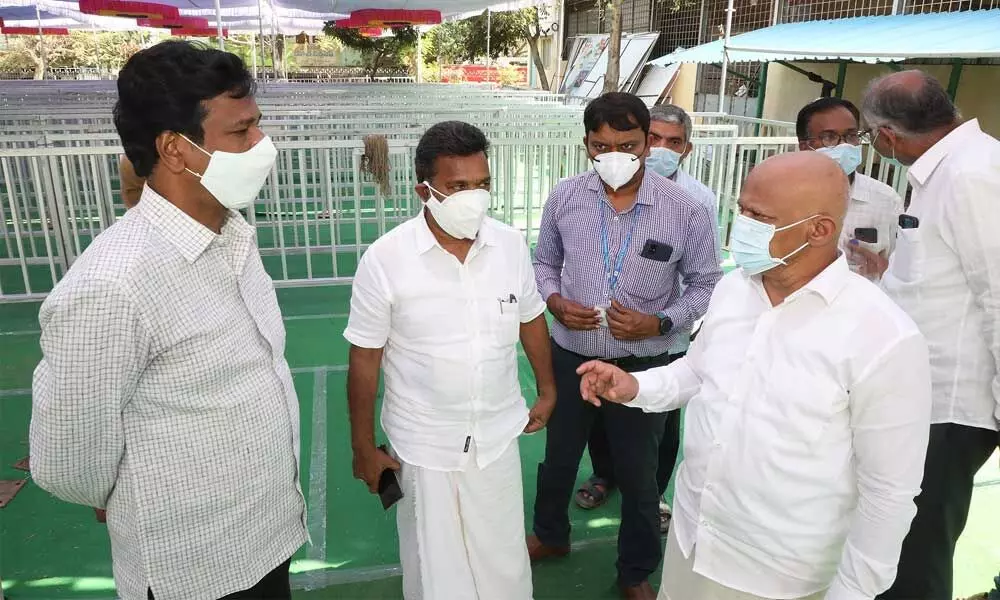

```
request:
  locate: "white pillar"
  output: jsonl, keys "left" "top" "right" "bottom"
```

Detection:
{"left": 718, "top": 0, "right": 734, "bottom": 113}
{"left": 35, "top": 4, "right": 48, "bottom": 80}
{"left": 486, "top": 8, "right": 492, "bottom": 85}
{"left": 416, "top": 27, "right": 423, "bottom": 83}
{"left": 251, "top": 32, "right": 258, "bottom": 78}
{"left": 214, "top": 0, "right": 225, "bottom": 50}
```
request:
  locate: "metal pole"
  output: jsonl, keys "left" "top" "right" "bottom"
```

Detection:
{"left": 486, "top": 8, "right": 492, "bottom": 85}
{"left": 214, "top": 0, "right": 225, "bottom": 50}
{"left": 718, "top": 0, "right": 734, "bottom": 113}
{"left": 268, "top": 0, "right": 280, "bottom": 79}
{"left": 35, "top": 4, "right": 48, "bottom": 80}
{"left": 251, "top": 33, "right": 258, "bottom": 79}
{"left": 256, "top": 0, "right": 267, "bottom": 80}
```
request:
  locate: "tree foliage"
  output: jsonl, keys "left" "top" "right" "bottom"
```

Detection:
{"left": 0, "top": 32, "right": 143, "bottom": 78}
{"left": 423, "top": 7, "right": 553, "bottom": 89}
{"left": 321, "top": 25, "right": 418, "bottom": 80}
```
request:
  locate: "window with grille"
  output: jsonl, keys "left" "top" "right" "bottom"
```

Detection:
{"left": 901, "top": 0, "right": 999, "bottom": 12}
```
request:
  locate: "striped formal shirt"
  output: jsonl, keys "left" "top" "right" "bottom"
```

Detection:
{"left": 30, "top": 186, "right": 307, "bottom": 600}
{"left": 534, "top": 169, "right": 722, "bottom": 359}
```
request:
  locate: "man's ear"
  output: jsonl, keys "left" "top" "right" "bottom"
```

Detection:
{"left": 681, "top": 142, "right": 693, "bottom": 161}
{"left": 156, "top": 131, "right": 189, "bottom": 175}
{"left": 415, "top": 182, "right": 431, "bottom": 202}
{"left": 810, "top": 215, "right": 840, "bottom": 246}
{"left": 798, "top": 140, "right": 811, "bottom": 151}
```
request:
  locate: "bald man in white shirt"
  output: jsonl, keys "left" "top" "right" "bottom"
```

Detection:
{"left": 574, "top": 152, "right": 932, "bottom": 600}
{"left": 863, "top": 70, "right": 1000, "bottom": 600}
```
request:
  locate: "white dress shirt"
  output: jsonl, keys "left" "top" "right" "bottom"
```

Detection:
{"left": 630, "top": 256, "right": 932, "bottom": 600}
{"left": 841, "top": 173, "right": 904, "bottom": 274}
{"left": 882, "top": 119, "right": 1000, "bottom": 430}
{"left": 30, "top": 187, "right": 307, "bottom": 600}
{"left": 343, "top": 213, "right": 546, "bottom": 472}
{"left": 670, "top": 168, "right": 721, "bottom": 355}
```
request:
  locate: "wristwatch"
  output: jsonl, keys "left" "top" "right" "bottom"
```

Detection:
{"left": 655, "top": 311, "right": 672, "bottom": 336}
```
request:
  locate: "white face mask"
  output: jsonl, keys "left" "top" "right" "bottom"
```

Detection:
{"left": 592, "top": 151, "right": 642, "bottom": 191}
{"left": 423, "top": 182, "right": 491, "bottom": 240}
{"left": 182, "top": 134, "right": 277, "bottom": 211}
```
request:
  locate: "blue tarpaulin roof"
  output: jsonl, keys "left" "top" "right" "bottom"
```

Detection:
{"left": 650, "top": 9, "right": 1000, "bottom": 65}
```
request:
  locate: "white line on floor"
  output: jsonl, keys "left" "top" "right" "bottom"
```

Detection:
{"left": 306, "top": 369, "right": 329, "bottom": 562}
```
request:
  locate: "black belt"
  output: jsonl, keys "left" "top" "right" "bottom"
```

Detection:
{"left": 555, "top": 343, "right": 673, "bottom": 371}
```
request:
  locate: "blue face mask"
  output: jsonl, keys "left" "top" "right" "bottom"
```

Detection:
{"left": 646, "top": 147, "right": 683, "bottom": 178}
{"left": 730, "top": 213, "right": 818, "bottom": 276}
{"left": 815, "top": 143, "right": 863, "bottom": 175}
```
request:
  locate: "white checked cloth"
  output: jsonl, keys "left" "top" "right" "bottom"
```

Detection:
{"left": 30, "top": 186, "right": 308, "bottom": 600}
{"left": 840, "top": 173, "right": 904, "bottom": 263}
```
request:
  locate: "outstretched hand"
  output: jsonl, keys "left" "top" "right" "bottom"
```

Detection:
{"left": 576, "top": 360, "right": 639, "bottom": 406}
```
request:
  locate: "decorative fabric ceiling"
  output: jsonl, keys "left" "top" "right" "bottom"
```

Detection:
{"left": 0, "top": 0, "right": 535, "bottom": 34}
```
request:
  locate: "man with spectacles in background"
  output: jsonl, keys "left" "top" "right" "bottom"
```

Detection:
{"left": 796, "top": 97, "right": 904, "bottom": 280}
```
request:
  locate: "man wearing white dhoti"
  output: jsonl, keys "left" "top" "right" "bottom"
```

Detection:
{"left": 344, "top": 121, "right": 557, "bottom": 600}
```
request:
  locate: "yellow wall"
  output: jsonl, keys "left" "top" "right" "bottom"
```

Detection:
{"left": 668, "top": 63, "right": 699, "bottom": 111}
{"left": 761, "top": 62, "right": 1000, "bottom": 138}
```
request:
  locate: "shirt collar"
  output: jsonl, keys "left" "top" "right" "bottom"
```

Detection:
{"left": 414, "top": 208, "right": 497, "bottom": 255}
{"left": 585, "top": 168, "right": 656, "bottom": 208}
{"left": 907, "top": 119, "right": 982, "bottom": 187}
{"left": 135, "top": 185, "right": 251, "bottom": 263}
{"left": 749, "top": 254, "right": 852, "bottom": 307}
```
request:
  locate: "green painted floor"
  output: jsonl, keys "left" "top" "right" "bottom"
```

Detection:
{"left": 2, "top": 286, "right": 999, "bottom": 599}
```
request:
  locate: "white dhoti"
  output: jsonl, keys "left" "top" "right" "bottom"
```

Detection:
{"left": 658, "top": 527, "right": 828, "bottom": 600}
{"left": 396, "top": 441, "right": 533, "bottom": 600}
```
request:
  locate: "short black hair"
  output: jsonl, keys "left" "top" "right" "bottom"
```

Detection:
{"left": 414, "top": 121, "right": 490, "bottom": 183}
{"left": 795, "top": 97, "right": 861, "bottom": 141}
{"left": 584, "top": 92, "right": 651, "bottom": 136}
{"left": 113, "top": 40, "right": 255, "bottom": 178}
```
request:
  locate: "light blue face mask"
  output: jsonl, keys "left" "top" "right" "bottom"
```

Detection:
{"left": 646, "top": 147, "right": 683, "bottom": 178}
{"left": 816, "top": 143, "right": 863, "bottom": 175}
{"left": 730, "top": 213, "right": 818, "bottom": 276}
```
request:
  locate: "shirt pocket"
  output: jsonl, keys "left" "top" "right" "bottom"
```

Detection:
{"left": 890, "top": 228, "right": 925, "bottom": 283}
{"left": 493, "top": 301, "right": 521, "bottom": 346}
{"left": 623, "top": 255, "right": 678, "bottom": 302}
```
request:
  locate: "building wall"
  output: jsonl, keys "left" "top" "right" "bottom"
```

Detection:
{"left": 762, "top": 62, "right": 1000, "bottom": 137}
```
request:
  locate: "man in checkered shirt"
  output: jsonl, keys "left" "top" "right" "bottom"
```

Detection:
{"left": 30, "top": 41, "right": 307, "bottom": 600}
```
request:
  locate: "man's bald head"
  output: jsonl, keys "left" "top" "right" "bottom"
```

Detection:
{"left": 861, "top": 70, "right": 959, "bottom": 165}
{"left": 738, "top": 152, "right": 848, "bottom": 276}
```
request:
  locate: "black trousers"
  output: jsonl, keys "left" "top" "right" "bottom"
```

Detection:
{"left": 148, "top": 558, "right": 292, "bottom": 600}
{"left": 532, "top": 342, "right": 669, "bottom": 587}
{"left": 879, "top": 423, "right": 998, "bottom": 600}
{"left": 589, "top": 353, "right": 684, "bottom": 497}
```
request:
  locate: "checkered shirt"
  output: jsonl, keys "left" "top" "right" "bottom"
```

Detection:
{"left": 30, "top": 186, "right": 307, "bottom": 600}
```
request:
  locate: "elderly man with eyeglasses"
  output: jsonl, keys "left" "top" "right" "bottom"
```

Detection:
{"left": 796, "top": 97, "right": 904, "bottom": 280}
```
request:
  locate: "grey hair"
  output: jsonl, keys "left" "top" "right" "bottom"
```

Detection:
{"left": 650, "top": 104, "right": 693, "bottom": 143}
{"left": 861, "top": 70, "right": 958, "bottom": 137}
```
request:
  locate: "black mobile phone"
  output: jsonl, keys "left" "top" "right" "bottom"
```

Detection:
{"left": 377, "top": 445, "right": 403, "bottom": 510}
{"left": 854, "top": 227, "right": 878, "bottom": 244}
{"left": 899, "top": 214, "right": 920, "bottom": 229}
{"left": 640, "top": 239, "right": 673, "bottom": 262}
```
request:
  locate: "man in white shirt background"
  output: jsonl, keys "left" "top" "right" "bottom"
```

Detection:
{"left": 344, "top": 121, "right": 557, "bottom": 600}
{"left": 576, "top": 103, "right": 721, "bottom": 535}
{"left": 796, "top": 97, "right": 904, "bottom": 281}
{"left": 863, "top": 70, "right": 1000, "bottom": 600}
{"left": 30, "top": 41, "right": 307, "bottom": 600}
{"left": 576, "top": 151, "right": 932, "bottom": 600}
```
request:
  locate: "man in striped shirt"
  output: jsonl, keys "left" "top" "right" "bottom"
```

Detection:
{"left": 527, "top": 92, "right": 722, "bottom": 599}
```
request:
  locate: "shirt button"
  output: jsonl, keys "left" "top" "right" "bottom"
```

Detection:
{"left": 713, "top": 440, "right": 721, "bottom": 447}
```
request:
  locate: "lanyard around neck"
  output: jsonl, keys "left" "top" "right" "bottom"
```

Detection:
{"left": 600, "top": 201, "right": 641, "bottom": 297}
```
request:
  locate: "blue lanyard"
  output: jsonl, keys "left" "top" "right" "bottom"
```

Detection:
{"left": 600, "top": 202, "right": 641, "bottom": 297}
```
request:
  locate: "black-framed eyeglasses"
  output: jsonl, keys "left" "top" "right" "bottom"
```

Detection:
{"left": 808, "top": 130, "right": 873, "bottom": 148}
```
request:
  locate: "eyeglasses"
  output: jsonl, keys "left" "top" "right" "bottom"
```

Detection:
{"left": 808, "top": 130, "right": 873, "bottom": 148}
